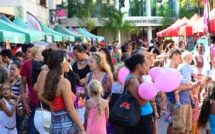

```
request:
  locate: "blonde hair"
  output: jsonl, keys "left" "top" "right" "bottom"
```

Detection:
{"left": 114, "top": 63, "right": 125, "bottom": 81}
{"left": 91, "top": 52, "right": 113, "bottom": 81}
{"left": 181, "top": 51, "right": 192, "bottom": 61}
{"left": 31, "top": 45, "right": 45, "bottom": 58}
{"left": 89, "top": 80, "right": 103, "bottom": 118}
{"left": 146, "top": 52, "right": 153, "bottom": 59}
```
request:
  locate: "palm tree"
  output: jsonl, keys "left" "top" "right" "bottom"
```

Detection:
{"left": 102, "top": 8, "right": 139, "bottom": 40}
{"left": 179, "top": 0, "right": 213, "bottom": 15}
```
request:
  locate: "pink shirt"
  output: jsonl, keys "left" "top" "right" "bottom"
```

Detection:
{"left": 192, "top": 96, "right": 199, "bottom": 121}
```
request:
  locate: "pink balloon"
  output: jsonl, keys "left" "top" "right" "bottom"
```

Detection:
{"left": 154, "top": 68, "right": 181, "bottom": 92}
{"left": 211, "top": 45, "right": 215, "bottom": 54}
{"left": 138, "top": 82, "right": 157, "bottom": 100}
{"left": 118, "top": 67, "right": 130, "bottom": 84}
{"left": 16, "top": 47, "right": 22, "bottom": 53}
{"left": 148, "top": 67, "right": 162, "bottom": 81}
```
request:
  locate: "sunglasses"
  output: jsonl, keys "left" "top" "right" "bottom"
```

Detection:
{"left": 63, "top": 57, "right": 71, "bottom": 63}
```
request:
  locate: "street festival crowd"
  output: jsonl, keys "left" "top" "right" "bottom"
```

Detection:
{"left": 1, "top": 38, "right": 215, "bottom": 134}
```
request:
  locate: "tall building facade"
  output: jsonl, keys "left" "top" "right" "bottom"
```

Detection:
{"left": 62, "top": 0, "right": 179, "bottom": 44}
{"left": 0, "top": 0, "right": 56, "bottom": 25}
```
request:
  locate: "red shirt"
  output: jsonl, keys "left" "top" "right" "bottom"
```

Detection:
{"left": 20, "top": 59, "right": 38, "bottom": 107}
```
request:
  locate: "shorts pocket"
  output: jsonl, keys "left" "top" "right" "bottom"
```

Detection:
{"left": 172, "top": 107, "right": 184, "bottom": 130}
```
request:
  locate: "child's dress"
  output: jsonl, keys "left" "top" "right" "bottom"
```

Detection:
{"left": 87, "top": 99, "right": 106, "bottom": 134}
{"left": 0, "top": 98, "right": 17, "bottom": 134}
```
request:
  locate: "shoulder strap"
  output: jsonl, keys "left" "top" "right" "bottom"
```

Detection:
{"left": 90, "top": 98, "right": 97, "bottom": 107}
{"left": 87, "top": 72, "right": 92, "bottom": 84}
{"left": 2, "top": 98, "right": 9, "bottom": 106}
{"left": 123, "top": 78, "right": 133, "bottom": 94}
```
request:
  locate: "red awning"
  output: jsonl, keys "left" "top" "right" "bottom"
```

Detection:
{"left": 164, "top": 17, "right": 188, "bottom": 37}
{"left": 156, "top": 19, "right": 182, "bottom": 37}
{"left": 158, "top": 17, "right": 188, "bottom": 37}
{"left": 179, "top": 14, "right": 200, "bottom": 36}
{"left": 209, "top": 16, "right": 215, "bottom": 33}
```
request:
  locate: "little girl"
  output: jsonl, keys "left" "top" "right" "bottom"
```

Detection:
{"left": 190, "top": 84, "right": 201, "bottom": 134}
{"left": 86, "top": 80, "right": 109, "bottom": 134}
{"left": 0, "top": 82, "right": 23, "bottom": 134}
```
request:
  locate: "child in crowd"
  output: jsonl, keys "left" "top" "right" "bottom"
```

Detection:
{"left": 111, "top": 64, "right": 124, "bottom": 94}
{"left": 174, "top": 51, "right": 202, "bottom": 110}
{"left": 0, "top": 82, "right": 23, "bottom": 133}
{"left": 190, "top": 84, "right": 201, "bottom": 134}
{"left": 86, "top": 80, "right": 109, "bottom": 134}
{"left": 73, "top": 72, "right": 86, "bottom": 124}
{"left": 30, "top": 45, "right": 46, "bottom": 88}
{"left": 15, "top": 52, "right": 23, "bottom": 63}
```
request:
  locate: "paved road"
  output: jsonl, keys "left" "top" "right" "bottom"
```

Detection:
{"left": 157, "top": 114, "right": 205, "bottom": 134}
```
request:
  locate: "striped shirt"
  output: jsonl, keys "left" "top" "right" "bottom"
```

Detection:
{"left": 11, "top": 78, "right": 22, "bottom": 108}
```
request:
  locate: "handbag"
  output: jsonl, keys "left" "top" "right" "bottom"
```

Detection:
{"left": 109, "top": 78, "right": 141, "bottom": 128}
{"left": 40, "top": 102, "right": 51, "bottom": 132}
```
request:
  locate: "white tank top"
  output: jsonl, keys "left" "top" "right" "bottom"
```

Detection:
{"left": 0, "top": 98, "right": 17, "bottom": 133}
{"left": 194, "top": 53, "right": 204, "bottom": 75}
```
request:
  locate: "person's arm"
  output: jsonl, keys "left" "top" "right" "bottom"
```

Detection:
{"left": 35, "top": 70, "right": 50, "bottom": 106}
{"left": 192, "top": 104, "right": 201, "bottom": 112}
{"left": 81, "top": 73, "right": 90, "bottom": 97}
{"left": 85, "top": 100, "right": 90, "bottom": 117}
{"left": 194, "top": 55, "right": 203, "bottom": 68}
{"left": 150, "top": 98, "right": 159, "bottom": 119}
{"left": 61, "top": 79, "right": 85, "bottom": 133}
{"left": 16, "top": 106, "right": 23, "bottom": 117}
{"left": 176, "top": 83, "right": 193, "bottom": 91}
{"left": 106, "top": 75, "right": 113, "bottom": 102}
{"left": 105, "top": 100, "right": 109, "bottom": 121}
{"left": 128, "top": 79, "right": 148, "bottom": 106}
{"left": 0, "top": 96, "right": 21, "bottom": 117}
{"left": 19, "top": 76, "right": 31, "bottom": 115}
{"left": 192, "top": 74, "right": 202, "bottom": 79}
{"left": 118, "top": 52, "right": 122, "bottom": 63}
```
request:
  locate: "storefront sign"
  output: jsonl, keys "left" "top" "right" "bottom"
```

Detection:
{"left": 124, "top": 17, "right": 163, "bottom": 26}
{"left": 0, "top": 0, "right": 20, "bottom": 7}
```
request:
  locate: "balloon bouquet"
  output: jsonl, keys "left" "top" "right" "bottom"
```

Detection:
{"left": 118, "top": 67, "right": 181, "bottom": 100}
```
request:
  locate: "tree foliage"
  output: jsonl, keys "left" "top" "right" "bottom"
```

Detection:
{"left": 178, "top": 0, "right": 213, "bottom": 15}
{"left": 102, "top": 8, "right": 139, "bottom": 40}
{"left": 67, "top": 0, "right": 138, "bottom": 40}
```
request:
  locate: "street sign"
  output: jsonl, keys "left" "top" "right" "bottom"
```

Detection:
{"left": 0, "top": 0, "right": 20, "bottom": 7}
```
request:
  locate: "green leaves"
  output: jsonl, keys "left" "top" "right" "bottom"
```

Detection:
{"left": 102, "top": 9, "right": 139, "bottom": 40}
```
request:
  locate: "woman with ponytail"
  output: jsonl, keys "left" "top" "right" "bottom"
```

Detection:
{"left": 119, "top": 54, "right": 153, "bottom": 134}
{"left": 198, "top": 82, "right": 215, "bottom": 134}
{"left": 86, "top": 80, "right": 109, "bottom": 134}
{"left": 83, "top": 52, "right": 113, "bottom": 100}
{"left": 42, "top": 50, "right": 85, "bottom": 134}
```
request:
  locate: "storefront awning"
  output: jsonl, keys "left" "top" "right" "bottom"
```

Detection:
{"left": 40, "top": 21, "right": 74, "bottom": 42}
{"left": 0, "top": 19, "right": 45, "bottom": 43}
{"left": 54, "top": 25, "right": 82, "bottom": 41}
{"left": 0, "top": 30, "right": 26, "bottom": 43}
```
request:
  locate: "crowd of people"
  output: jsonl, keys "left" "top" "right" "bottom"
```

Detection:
{"left": 0, "top": 38, "right": 215, "bottom": 134}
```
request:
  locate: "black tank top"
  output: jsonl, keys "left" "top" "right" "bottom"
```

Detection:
{"left": 72, "top": 62, "right": 90, "bottom": 79}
